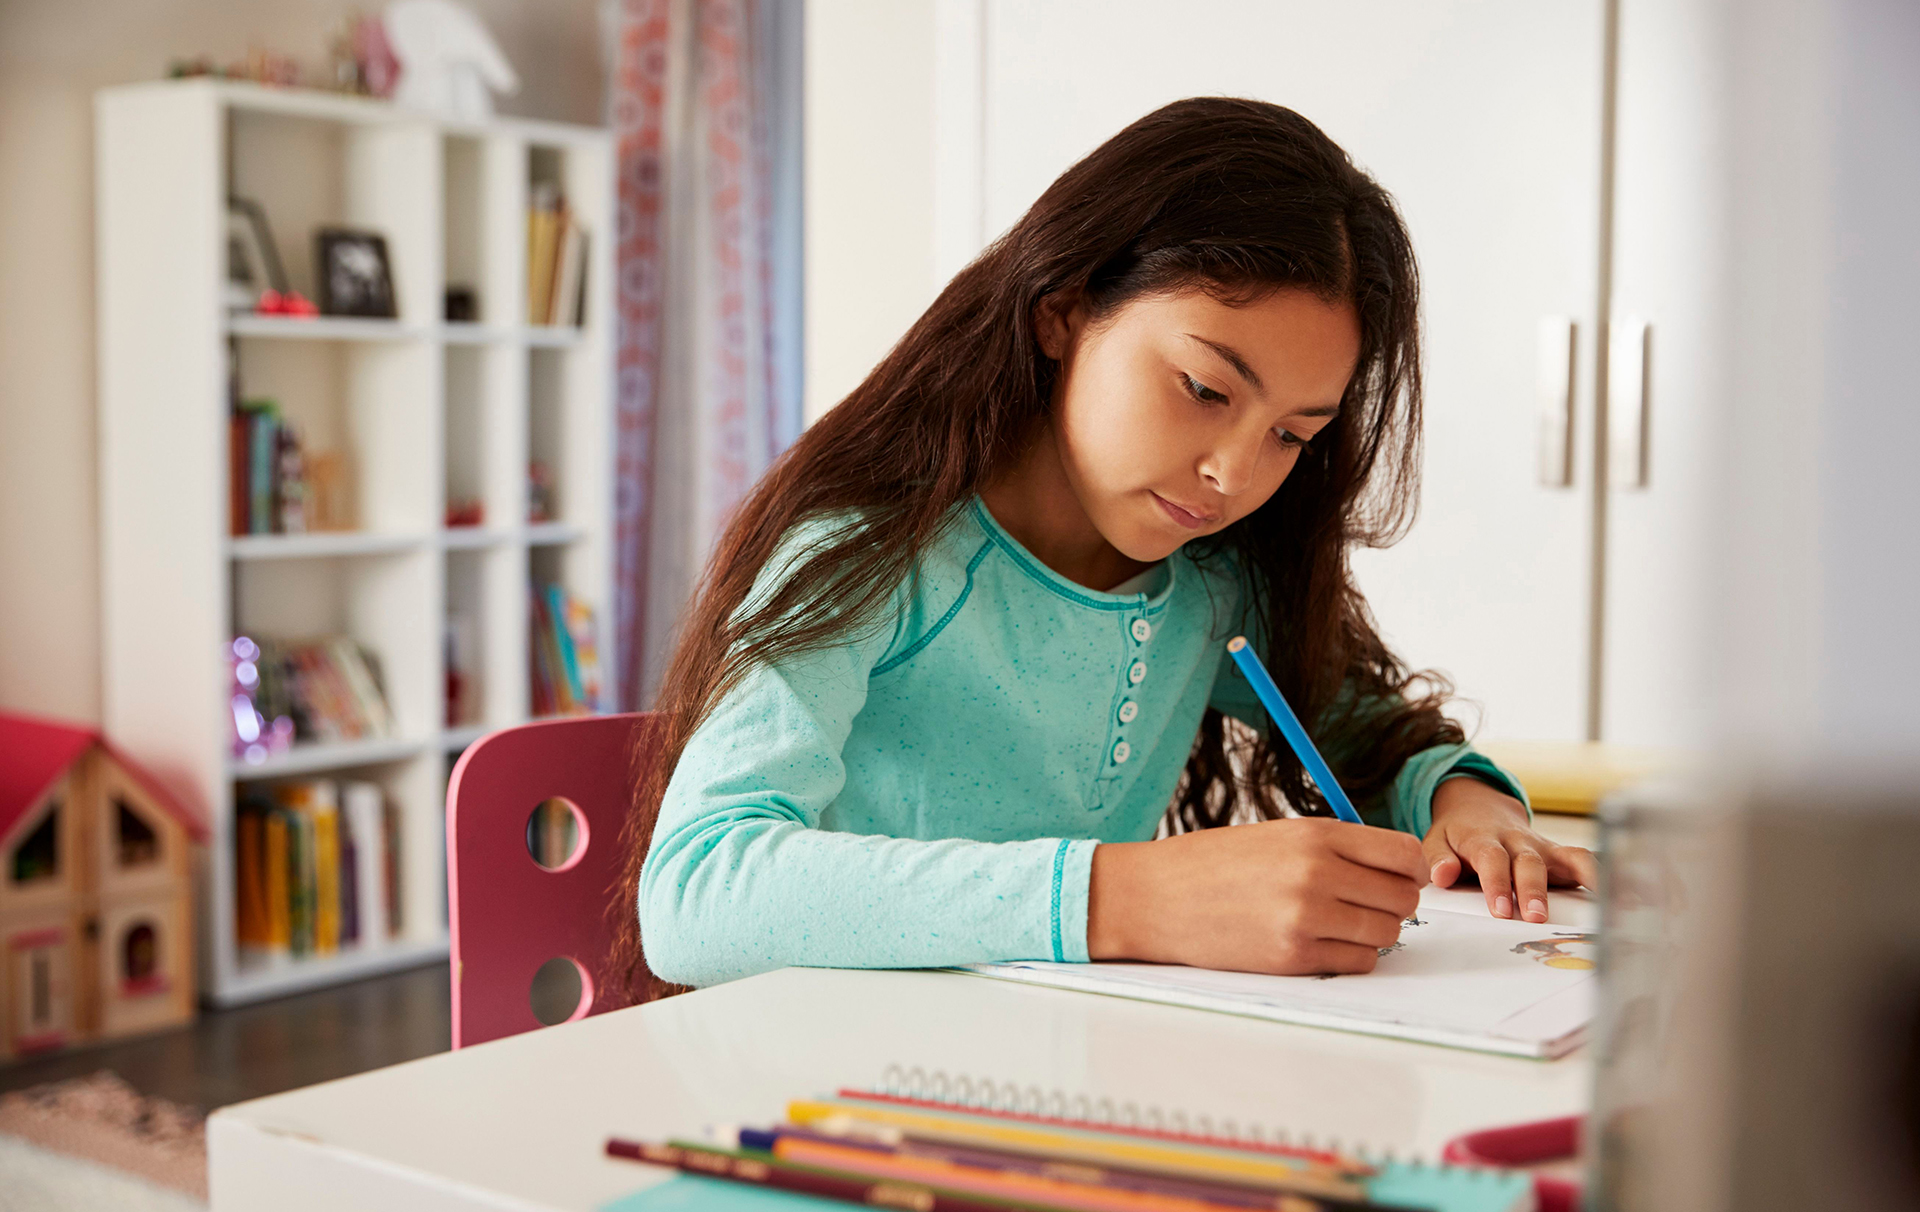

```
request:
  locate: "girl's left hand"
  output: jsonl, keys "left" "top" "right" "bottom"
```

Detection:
{"left": 1422, "top": 778, "right": 1597, "bottom": 923}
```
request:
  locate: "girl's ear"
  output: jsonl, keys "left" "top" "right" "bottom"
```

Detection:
{"left": 1032, "top": 291, "right": 1081, "bottom": 361}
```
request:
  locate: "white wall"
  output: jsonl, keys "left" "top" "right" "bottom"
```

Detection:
{"left": 0, "top": 0, "right": 602, "bottom": 725}
{"left": 802, "top": 0, "right": 938, "bottom": 425}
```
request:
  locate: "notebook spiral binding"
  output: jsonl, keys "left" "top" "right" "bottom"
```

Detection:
{"left": 867, "top": 1064, "right": 1427, "bottom": 1168}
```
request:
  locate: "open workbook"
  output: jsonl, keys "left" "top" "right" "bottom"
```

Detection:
{"left": 960, "top": 890, "right": 1597, "bottom": 1059}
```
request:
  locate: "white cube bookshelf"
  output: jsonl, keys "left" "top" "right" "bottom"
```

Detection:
{"left": 96, "top": 80, "right": 615, "bottom": 1006}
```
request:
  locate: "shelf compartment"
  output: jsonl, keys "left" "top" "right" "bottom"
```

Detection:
{"left": 527, "top": 545, "right": 605, "bottom": 717}
{"left": 443, "top": 343, "right": 524, "bottom": 533}
{"left": 445, "top": 543, "right": 526, "bottom": 733}
{"left": 229, "top": 106, "right": 439, "bottom": 325}
{"left": 232, "top": 338, "right": 439, "bottom": 536}
{"left": 232, "top": 550, "right": 438, "bottom": 741}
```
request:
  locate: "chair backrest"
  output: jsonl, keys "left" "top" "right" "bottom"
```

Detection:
{"left": 446, "top": 712, "right": 664, "bottom": 1049}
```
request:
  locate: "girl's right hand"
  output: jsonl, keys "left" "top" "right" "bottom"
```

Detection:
{"left": 1086, "top": 819, "right": 1429, "bottom": 975}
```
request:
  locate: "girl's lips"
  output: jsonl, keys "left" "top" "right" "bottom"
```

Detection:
{"left": 1152, "top": 491, "right": 1218, "bottom": 530}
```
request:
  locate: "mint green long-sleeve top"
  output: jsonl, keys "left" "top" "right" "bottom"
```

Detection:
{"left": 639, "top": 499, "right": 1525, "bottom": 988}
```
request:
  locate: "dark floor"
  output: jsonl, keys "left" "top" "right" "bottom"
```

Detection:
{"left": 0, "top": 961, "right": 449, "bottom": 1113}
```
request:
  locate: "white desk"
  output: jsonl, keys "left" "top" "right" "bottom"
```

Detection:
{"left": 210, "top": 819, "right": 1598, "bottom": 1211}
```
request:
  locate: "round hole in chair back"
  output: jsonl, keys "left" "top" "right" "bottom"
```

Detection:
{"left": 525, "top": 797, "right": 587, "bottom": 871}
{"left": 530, "top": 955, "right": 593, "bottom": 1026}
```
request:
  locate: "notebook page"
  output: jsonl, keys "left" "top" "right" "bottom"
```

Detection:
{"left": 959, "top": 907, "right": 1596, "bottom": 1058}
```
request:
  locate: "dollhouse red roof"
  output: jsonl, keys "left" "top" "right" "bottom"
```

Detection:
{"left": 0, "top": 711, "right": 207, "bottom": 844}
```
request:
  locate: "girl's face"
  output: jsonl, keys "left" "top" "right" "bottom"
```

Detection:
{"left": 1042, "top": 287, "right": 1361, "bottom": 563}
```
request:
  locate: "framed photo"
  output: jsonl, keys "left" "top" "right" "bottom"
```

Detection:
{"left": 315, "top": 228, "right": 397, "bottom": 318}
{"left": 226, "top": 197, "right": 287, "bottom": 313}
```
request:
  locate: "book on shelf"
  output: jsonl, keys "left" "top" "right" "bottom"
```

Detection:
{"left": 229, "top": 398, "right": 349, "bottom": 536}
{"left": 527, "top": 183, "right": 589, "bottom": 328}
{"left": 343, "top": 782, "right": 389, "bottom": 949}
{"left": 235, "top": 635, "right": 395, "bottom": 753}
{"left": 529, "top": 583, "right": 601, "bottom": 717}
{"left": 236, "top": 779, "right": 398, "bottom": 962}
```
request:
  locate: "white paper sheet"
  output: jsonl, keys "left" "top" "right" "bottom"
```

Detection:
{"left": 959, "top": 906, "right": 1596, "bottom": 1059}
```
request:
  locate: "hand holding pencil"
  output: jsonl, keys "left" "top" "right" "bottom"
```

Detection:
{"left": 1083, "top": 638, "right": 1427, "bottom": 977}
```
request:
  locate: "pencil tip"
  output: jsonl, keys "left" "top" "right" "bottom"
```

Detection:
{"left": 1227, "top": 636, "right": 1247, "bottom": 652}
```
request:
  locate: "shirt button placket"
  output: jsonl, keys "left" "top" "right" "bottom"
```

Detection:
{"left": 1112, "top": 618, "right": 1148, "bottom": 771}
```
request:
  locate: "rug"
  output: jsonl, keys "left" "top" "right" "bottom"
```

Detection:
{"left": 0, "top": 1071, "right": 207, "bottom": 1202}
{"left": 0, "top": 1134, "right": 206, "bottom": 1212}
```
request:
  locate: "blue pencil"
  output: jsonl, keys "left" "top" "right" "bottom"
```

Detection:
{"left": 1226, "top": 636, "right": 1364, "bottom": 825}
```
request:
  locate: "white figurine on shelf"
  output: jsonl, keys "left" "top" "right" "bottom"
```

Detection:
{"left": 385, "top": 0, "right": 519, "bottom": 121}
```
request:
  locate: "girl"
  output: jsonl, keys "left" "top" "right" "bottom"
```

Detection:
{"left": 616, "top": 97, "right": 1596, "bottom": 997}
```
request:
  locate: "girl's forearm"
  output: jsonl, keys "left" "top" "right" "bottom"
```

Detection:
{"left": 640, "top": 812, "right": 1099, "bottom": 986}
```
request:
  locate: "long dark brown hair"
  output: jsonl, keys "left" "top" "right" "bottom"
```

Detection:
{"left": 610, "top": 97, "right": 1463, "bottom": 1002}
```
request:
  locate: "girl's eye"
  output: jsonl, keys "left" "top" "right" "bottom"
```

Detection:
{"left": 1274, "top": 429, "right": 1307, "bottom": 449}
{"left": 1181, "top": 374, "right": 1228, "bottom": 405}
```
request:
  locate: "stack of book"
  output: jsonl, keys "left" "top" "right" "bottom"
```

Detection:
{"left": 608, "top": 1087, "right": 1535, "bottom": 1212}
{"left": 228, "top": 398, "right": 349, "bottom": 536}
{"left": 238, "top": 635, "right": 395, "bottom": 747}
{"left": 527, "top": 183, "right": 590, "bottom": 328}
{"left": 229, "top": 399, "right": 307, "bottom": 535}
{"left": 529, "top": 583, "right": 601, "bottom": 717}
{"left": 235, "top": 780, "right": 400, "bottom": 961}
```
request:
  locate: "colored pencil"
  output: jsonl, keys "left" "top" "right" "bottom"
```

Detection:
{"left": 771, "top": 1132, "right": 1350, "bottom": 1212}
{"left": 607, "top": 1138, "right": 1025, "bottom": 1212}
{"left": 1225, "top": 637, "right": 1362, "bottom": 824}
{"left": 743, "top": 1126, "right": 1390, "bottom": 1212}
{"left": 789, "top": 1100, "right": 1360, "bottom": 1195}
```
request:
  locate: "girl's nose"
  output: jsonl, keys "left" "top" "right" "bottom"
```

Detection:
{"left": 1197, "top": 434, "right": 1265, "bottom": 497}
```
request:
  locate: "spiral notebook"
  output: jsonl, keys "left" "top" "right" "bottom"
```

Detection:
{"left": 600, "top": 1073, "right": 1537, "bottom": 1212}
{"left": 959, "top": 893, "right": 1597, "bottom": 1059}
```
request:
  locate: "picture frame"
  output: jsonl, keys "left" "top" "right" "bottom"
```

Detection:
{"left": 225, "top": 197, "right": 288, "bottom": 312}
{"left": 314, "top": 228, "right": 398, "bottom": 318}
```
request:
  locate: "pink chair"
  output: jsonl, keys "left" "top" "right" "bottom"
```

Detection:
{"left": 446, "top": 712, "right": 665, "bottom": 1049}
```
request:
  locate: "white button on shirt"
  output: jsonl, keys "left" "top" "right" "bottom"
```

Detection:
{"left": 1111, "top": 740, "right": 1132, "bottom": 764}
{"left": 1117, "top": 700, "right": 1138, "bottom": 724}
{"left": 1128, "top": 661, "right": 1147, "bottom": 685}
{"left": 1130, "top": 618, "right": 1152, "bottom": 643}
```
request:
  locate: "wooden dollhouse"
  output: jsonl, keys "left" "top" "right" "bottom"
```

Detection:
{"left": 0, "top": 711, "right": 204, "bottom": 1060}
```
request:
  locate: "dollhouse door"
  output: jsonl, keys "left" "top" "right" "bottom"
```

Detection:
{"left": 7, "top": 928, "right": 74, "bottom": 1055}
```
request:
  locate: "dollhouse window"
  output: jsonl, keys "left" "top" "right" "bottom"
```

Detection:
{"left": 11, "top": 801, "right": 59, "bottom": 883}
{"left": 115, "top": 798, "right": 159, "bottom": 867}
{"left": 123, "top": 922, "right": 157, "bottom": 984}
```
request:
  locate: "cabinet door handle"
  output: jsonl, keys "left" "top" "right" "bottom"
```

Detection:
{"left": 1537, "top": 316, "right": 1577, "bottom": 488}
{"left": 1609, "top": 317, "right": 1651, "bottom": 489}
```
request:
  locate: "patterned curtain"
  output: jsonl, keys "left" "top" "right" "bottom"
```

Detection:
{"left": 607, "top": 0, "right": 804, "bottom": 710}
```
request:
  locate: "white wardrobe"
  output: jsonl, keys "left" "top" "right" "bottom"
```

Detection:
{"left": 805, "top": 0, "right": 1723, "bottom": 748}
